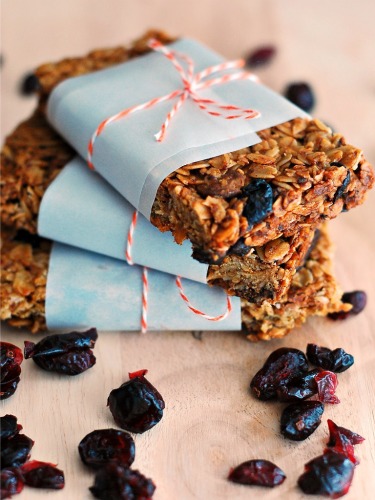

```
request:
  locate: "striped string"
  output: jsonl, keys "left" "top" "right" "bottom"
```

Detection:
{"left": 126, "top": 210, "right": 232, "bottom": 332}
{"left": 175, "top": 276, "right": 232, "bottom": 321}
{"left": 87, "top": 38, "right": 260, "bottom": 168}
{"left": 125, "top": 210, "right": 148, "bottom": 333}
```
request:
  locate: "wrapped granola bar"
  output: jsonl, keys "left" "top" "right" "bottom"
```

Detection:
{"left": 34, "top": 30, "right": 373, "bottom": 264}
{"left": 2, "top": 113, "right": 314, "bottom": 302}
{"left": 1, "top": 225, "right": 349, "bottom": 339}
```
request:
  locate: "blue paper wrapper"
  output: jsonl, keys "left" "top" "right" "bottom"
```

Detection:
{"left": 47, "top": 38, "right": 307, "bottom": 218}
{"left": 38, "top": 157, "right": 209, "bottom": 283}
{"left": 46, "top": 242, "right": 241, "bottom": 331}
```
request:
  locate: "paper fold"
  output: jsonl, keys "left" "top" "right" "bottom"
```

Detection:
{"left": 46, "top": 243, "right": 242, "bottom": 331}
{"left": 38, "top": 157, "right": 209, "bottom": 283}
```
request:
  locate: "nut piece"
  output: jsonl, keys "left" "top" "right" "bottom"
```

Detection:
{"left": 263, "top": 238, "right": 290, "bottom": 262}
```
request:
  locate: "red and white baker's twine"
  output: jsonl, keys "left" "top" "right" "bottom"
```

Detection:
{"left": 90, "top": 39, "right": 259, "bottom": 331}
{"left": 87, "top": 38, "right": 260, "bottom": 168}
{"left": 125, "top": 210, "right": 233, "bottom": 332}
{"left": 125, "top": 211, "right": 148, "bottom": 333}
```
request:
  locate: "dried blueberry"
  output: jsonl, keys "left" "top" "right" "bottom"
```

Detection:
{"left": 19, "top": 73, "right": 40, "bottom": 95}
{"left": 24, "top": 328, "right": 98, "bottom": 376}
{"left": 280, "top": 401, "right": 324, "bottom": 441}
{"left": 1, "top": 415, "right": 22, "bottom": 440}
{"left": 228, "top": 459, "right": 286, "bottom": 487}
{"left": 307, "top": 344, "right": 354, "bottom": 373}
{"left": 1, "top": 467, "right": 24, "bottom": 499}
{"left": 241, "top": 179, "right": 273, "bottom": 229}
{"left": 284, "top": 82, "right": 315, "bottom": 112}
{"left": 1, "top": 433, "right": 34, "bottom": 468}
{"left": 89, "top": 463, "right": 156, "bottom": 499}
{"left": 332, "top": 170, "right": 351, "bottom": 204}
{"left": 21, "top": 461, "right": 65, "bottom": 489}
{"left": 329, "top": 290, "right": 367, "bottom": 320}
{"left": 246, "top": 46, "right": 276, "bottom": 67}
{"left": 108, "top": 370, "right": 165, "bottom": 433}
{"left": 298, "top": 451, "right": 355, "bottom": 497}
{"left": 78, "top": 429, "right": 135, "bottom": 469}
{"left": 276, "top": 369, "right": 321, "bottom": 402}
{"left": 228, "top": 238, "right": 252, "bottom": 256}
{"left": 250, "top": 348, "right": 309, "bottom": 400}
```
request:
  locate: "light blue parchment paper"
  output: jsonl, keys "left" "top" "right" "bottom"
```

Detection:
{"left": 38, "top": 157, "right": 208, "bottom": 283}
{"left": 46, "top": 243, "right": 241, "bottom": 331}
{"left": 47, "top": 38, "right": 307, "bottom": 218}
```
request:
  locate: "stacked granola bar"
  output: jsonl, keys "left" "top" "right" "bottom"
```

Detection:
{"left": 1, "top": 30, "right": 373, "bottom": 338}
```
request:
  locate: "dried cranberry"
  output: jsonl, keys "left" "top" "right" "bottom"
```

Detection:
{"left": 315, "top": 371, "right": 340, "bottom": 404}
{"left": 1, "top": 433, "right": 34, "bottom": 468}
{"left": 24, "top": 328, "right": 98, "bottom": 376}
{"left": 19, "top": 73, "right": 40, "bottom": 95}
{"left": 1, "top": 467, "right": 24, "bottom": 499}
{"left": 0, "top": 365, "right": 21, "bottom": 400}
{"left": 329, "top": 290, "right": 367, "bottom": 320}
{"left": 241, "top": 179, "right": 273, "bottom": 229}
{"left": 276, "top": 368, "right": 321, "bottom": 402}
{"left": 307, "top": 344, "right": 354, "bottom": 373}
{"left": 325, "top": 433, "right": 358, "bottom": 466}
{"left": 284, "top": 82, "right": 315, "bottom": 112}
{"left": 108, "top": 370, "right": 165, "bottom": 433}
{"left": 89, "top": 463, "right": 156, "bottom": 499}
{"left": 327, "top": 419, "right": 365, "bottom": 447}
{"left": 246, "top": 46, "right": 276, "bottom": 67}
{"left": 298, "top": 451, "right": 354, "bottom": 497}
{"left": 280, "top": 401, "right": 324, "bottom": 441}
{"left": 78, "top": 429, "right": 135, "bottom": 469}
{"left": 1, "top": 415, "right": 22, "bottom": 440}
{"left": 1, "top": 342, "right": 23, "bottom": 382}
{"left": 20, "top": 461, "right": 65, "bottom": 489}
{"left": 228, "top": 459, "right": 286, "bottom": 487}
{"left": 250, "top": 348, "right": 308, "bottom": 400}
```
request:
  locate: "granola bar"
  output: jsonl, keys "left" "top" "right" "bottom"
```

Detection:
{"left": 1, "top": 113, "right": 316, "bottom": 302}
{"left": 242, "top": 224, "right": 351, "bottom": 340}
{"left": 31, "top": 31, "right": 374, "bottom": 263}
{"left": 1, "top": 225, "right": 349, "bottom": 339}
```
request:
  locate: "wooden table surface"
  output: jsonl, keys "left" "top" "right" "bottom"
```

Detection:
{"left": 2, "top": 1, "right": 375, "bottom": 499}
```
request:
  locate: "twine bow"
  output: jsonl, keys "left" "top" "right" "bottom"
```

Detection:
{"left": 87, "top": 38, "right": 260, "bottom": 168}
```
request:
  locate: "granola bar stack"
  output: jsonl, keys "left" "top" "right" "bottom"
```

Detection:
{"left": 1, "top": 31, "right": 373, "bottom": 338}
